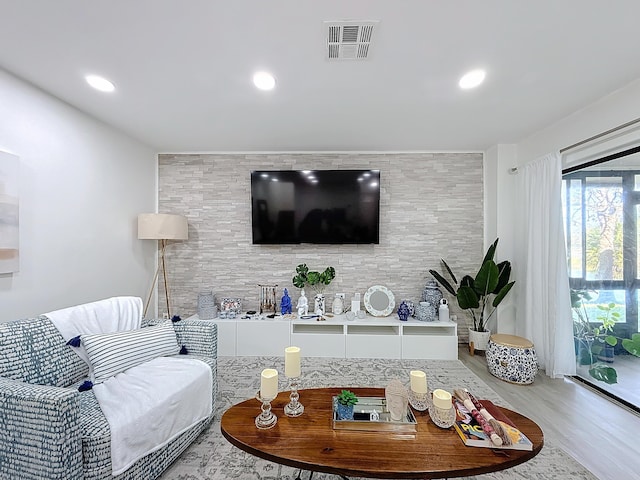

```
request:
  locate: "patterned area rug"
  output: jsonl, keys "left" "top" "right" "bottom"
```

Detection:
{"left": 159, "top": 357, "right": 596, "bottom": 480}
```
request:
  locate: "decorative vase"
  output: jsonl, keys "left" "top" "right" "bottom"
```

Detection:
{"left": 397, "top": 301, "right": 410, "bottom": 321}
{"left": 402, "top": 299, "right": 415, "bottom": 317}
{"left": 314, "top": 293, "right": 325, "bottom": 315}
{"left": 468, "top": 328, "right": 491, "bottom": 351}
{"left": 422, "top": 280, "right": 443, "bottom": 319}
{"left": 197, "top": 290, "right": 216, "bottom": 320}
{"left": 332, "top": 295, "right": 344, "bottom": 315}
{"left": 336, "top": 403, "right": 354, "bottom": 420}
{"left": 415, "top": 301, "right": 429, "bottom": 321}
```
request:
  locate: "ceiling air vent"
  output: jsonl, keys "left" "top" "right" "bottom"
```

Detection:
{"left": 324, "top": 21, "right": 378, "bottom": 60}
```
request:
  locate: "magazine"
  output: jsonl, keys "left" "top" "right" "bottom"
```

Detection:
{"left": 453, "top": 399, "right": 533, "bottom": 451}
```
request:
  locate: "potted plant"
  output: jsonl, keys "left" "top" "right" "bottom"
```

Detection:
{"left": 571, "top": 289, "right": 640, "bottom": 384}
{"left": 428, "top": 238, "right": 515, "bottom": 351}
{"left": 335, "top": 389, "right": 358, "bottom": 420}
{"left": 292, "top": 264, "right": 336, "bottom": 314}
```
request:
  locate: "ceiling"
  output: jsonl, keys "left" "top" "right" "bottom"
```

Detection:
{"left": 2, "top": 1, "right": 640, "bottom": 153}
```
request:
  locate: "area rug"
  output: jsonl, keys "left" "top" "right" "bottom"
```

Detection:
{"left": 159, "top": 357, "right": 596, "bottom": 480}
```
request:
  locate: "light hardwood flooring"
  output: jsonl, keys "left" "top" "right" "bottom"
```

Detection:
{"left": 459, "top": 346, "right": 640, "bottom": 480}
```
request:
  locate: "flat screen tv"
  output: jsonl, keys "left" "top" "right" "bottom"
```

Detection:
{"left": 251, "top": 169, "right": 380, "bottom": 244}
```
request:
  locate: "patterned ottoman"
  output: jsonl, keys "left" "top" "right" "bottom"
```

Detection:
{"left": 486, "top": 334, "right": 538, "bottom": 385}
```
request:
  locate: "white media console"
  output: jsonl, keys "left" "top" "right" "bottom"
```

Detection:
{"left": 187, "top": 313, "right": 458, "bottom": 360}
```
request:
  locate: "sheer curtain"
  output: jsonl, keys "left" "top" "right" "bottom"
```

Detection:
{"left": 515, "top": 152, "right": 575, "bottom": 377}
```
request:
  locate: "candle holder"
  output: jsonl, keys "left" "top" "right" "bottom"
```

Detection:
{"left": 284, "top": 377, "right": 304, "bottom": 417}
{"left": 408, "top": 389, "right": 430, "bottom": 412}
{"left": 255, "top": 391, "right": 278, "bottom": 429}
{"left": 428, "top": 404, "right": 456, "bottom": 428}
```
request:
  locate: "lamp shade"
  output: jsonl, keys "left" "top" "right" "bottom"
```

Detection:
{"left": 138, "top": 213, "right": 188, "bottom": 240}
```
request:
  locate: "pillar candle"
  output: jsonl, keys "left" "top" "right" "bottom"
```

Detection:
{"left": 409, "top": 370, "right": 428, "bottom": 394}
{"left": 284, "top": 346, "right": 301, "bottom": 377}
{"left": 432, "top": 389, "right": 452, "bottom": 410}
{"left": 260, "top": 368, "right": 278, "bottom": 400}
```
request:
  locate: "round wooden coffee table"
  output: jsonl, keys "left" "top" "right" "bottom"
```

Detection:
{"left": 221, "top": 387, "right": 543, "bottom": 479}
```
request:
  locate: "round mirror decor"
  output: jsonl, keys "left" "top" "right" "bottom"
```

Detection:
{"left": 363, "top": 285, "right": 395, "bottom": 317}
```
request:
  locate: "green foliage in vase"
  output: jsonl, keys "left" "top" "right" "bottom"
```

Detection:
{"left": 292, "top": 264, "right": 335, "bottom": 294}
{"left": 428, "top": 238, "right": 515, "bottom": 332}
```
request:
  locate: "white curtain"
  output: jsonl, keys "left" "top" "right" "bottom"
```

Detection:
{"left": 515, "top": 152, "right": 576, "bottom": 377}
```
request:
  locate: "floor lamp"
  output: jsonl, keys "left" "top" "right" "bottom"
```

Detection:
{"left": 138, "top": 213, "right": 189, "bottom": 319}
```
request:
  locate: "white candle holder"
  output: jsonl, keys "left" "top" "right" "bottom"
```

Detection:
{"left": 429, "top": 404, "right": 456, "bottom": 428}
{"left": 284, "top": 377, "right": 304, "bottom": 417}
{"left": 255, "top": 391, "right": 278, "bottom": 429}
{"left": 408, "top": 389, "right": 430, "bottom": 412}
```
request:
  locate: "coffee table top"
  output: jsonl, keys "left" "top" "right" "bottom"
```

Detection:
{"left": 220, "top": 387, "right": 544, "bottom": 479}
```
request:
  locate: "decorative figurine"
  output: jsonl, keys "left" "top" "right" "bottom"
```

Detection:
{"left": 385, "top": 379, "right": 409, "bottom": 422}
{"left": 296, "top": 289, "right": 309, "bottom": 317}
{"left": 281, "top": 288, "right": 292, "bottom": 315}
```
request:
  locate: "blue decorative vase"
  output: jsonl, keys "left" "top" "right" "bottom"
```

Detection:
{"left": 402, "top": 299, "right": 416, "bottom": 317}
{"left": 422, "top": 281, "right": 443, "bottom": 319}
{"left": 397, "top": 301, "right": 410, "bottom": 321}
{"left": 336, "top": 403, "right": 354, "bottom": 420}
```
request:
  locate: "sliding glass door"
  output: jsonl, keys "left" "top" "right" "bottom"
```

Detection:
{"left": 562, "top": 152, "right": 640, "bottom": 410}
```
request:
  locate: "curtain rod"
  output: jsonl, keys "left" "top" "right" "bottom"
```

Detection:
{"left": 559, "top": 116, "right": 640, "bottom": 153}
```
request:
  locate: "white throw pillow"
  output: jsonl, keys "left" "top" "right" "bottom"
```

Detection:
{"left": 82, "top": 321, "right": 180, "bottom": 383}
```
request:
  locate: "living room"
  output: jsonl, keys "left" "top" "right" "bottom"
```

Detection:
{"left": 2, "top": 2, "right": 640, "bottom": 479}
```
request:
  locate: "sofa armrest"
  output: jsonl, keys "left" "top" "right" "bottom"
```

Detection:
{"left": 143, "top": 318, "right": 217, "bottom": 358}
{"left": 172, "top": 318, "right": 218, "bottom": 358}
{"left": 0, "top": 377, "right": 83, "bottom": 480}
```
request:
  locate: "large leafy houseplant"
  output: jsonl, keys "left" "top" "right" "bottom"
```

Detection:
{"left": 571, "top": 289, "right": 640, "bottom": 384}
{"left": 292, "top": 264, "right": 336, "bottom": 294}
{"left": 428, "top": 238, "right": 515, "bottom": 332}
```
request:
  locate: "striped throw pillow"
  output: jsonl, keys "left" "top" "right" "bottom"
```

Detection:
{"left": 82, "top": 321, "right": 179, "bottom": 383}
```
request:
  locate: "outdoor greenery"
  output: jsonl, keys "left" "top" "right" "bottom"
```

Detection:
{"left": 571, "top": 289, "right": 640, "bottom": 384}
{"left": 429, "top": 238, "right": 515, "bottom": 332}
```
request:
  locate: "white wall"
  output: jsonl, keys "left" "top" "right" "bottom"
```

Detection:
{"left": 0, "top": 69, "right": 157, "bottom": 321}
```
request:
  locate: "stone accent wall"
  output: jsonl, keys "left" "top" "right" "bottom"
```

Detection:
{"left": 158, "top": 152, "right": 483, "bottom": 343}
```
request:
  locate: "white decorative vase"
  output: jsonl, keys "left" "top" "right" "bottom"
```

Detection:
{"left": 468, "top": 328, "right": 491, "bottom": 351}
{"left": 314, "top": 294, "right": 325, "bottom": 315}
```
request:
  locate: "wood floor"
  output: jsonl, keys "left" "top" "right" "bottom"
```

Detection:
{"left": 459, "top": 347, "right": 640, "bottom": 479}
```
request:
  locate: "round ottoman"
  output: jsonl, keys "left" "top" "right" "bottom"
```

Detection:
{"left": 486, "top": 334, "right": 538, "bottom": 385}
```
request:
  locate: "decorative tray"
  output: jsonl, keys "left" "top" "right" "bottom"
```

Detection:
{"left": 332, "top": 396, "right": 417, "bottom": 432}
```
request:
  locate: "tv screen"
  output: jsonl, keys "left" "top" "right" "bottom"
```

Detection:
{"left": 251, "top": 169, "right": 380, "bottom": 244}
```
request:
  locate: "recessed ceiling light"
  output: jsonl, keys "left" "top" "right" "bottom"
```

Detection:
{"left": 253, "top": 71, "right": 276, "bottom": 91}
{"left": 459, "top": 69, "right": 486, "bottom": 90}
{"left": 85, "top": 74, "right": 115, "bottom": 92}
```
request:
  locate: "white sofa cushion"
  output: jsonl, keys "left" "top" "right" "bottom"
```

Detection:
{"left": 82, "top": 321, "right": 179, "bottom": 383}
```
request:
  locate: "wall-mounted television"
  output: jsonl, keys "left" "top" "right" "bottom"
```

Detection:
{"left": 251, "top": 169, "right": 380, "bottom": 244}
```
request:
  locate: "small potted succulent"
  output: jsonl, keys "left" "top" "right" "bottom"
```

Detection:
{"left": 335, "top": 389, "right": 358, "bottom": 420}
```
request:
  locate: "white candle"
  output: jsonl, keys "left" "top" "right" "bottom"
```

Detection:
{"left": 284, "top": 346, "right": 301, "bottom": 378}
{"left": 409, "top": 370, "right": 428, "bottom": 394}
{"left": 260, "top": 368, "right": 278, "bottom": 400}
{"left": 432, "top": 389, "right": 452, "bottom": 410}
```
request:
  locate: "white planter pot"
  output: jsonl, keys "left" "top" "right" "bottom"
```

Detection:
{"left": 468, "top": 328, "right": 491, "bottom": 351}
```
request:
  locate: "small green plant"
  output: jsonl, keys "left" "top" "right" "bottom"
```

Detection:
{"left": 292, "top": 264, "right": 335, "bottom": 294}
{"left": 336, "top": 389, "right": 358, "bottom": 407}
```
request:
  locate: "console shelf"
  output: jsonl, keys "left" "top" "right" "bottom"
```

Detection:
{"left": 188, "top": 314, "right": 458, "bottom": 360}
